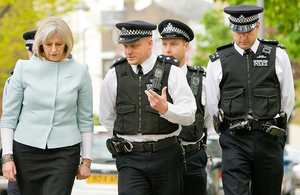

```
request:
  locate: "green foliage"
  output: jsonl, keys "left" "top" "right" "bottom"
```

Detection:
{"left": 193, "top": 9, "right": 233, "bottom": 67}
{"left": 94, "top": 114, "right": 101, "bottom": 126}
{"left": 195, "top": 0, "right": 300, "bottom": 111}
{"left": 0, "top": 0, "right": 79, "bottom": 92}
{"left": 215, "top": 0, "right": 300, "bottom": 61}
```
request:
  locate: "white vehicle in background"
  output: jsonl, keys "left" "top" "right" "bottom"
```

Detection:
{"left": 71, "top": 126, "right": 118, "bottom": 195}
{"left": 285, "top": 144, "right": 300, "bottom": 186}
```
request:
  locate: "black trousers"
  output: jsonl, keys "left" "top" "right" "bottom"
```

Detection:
{"left": 220, "top": 129, "right": 285, "bottom": 195}
{"left": 116, "top": 142, "right": 184, "bottom": 195}
{"left": 7, "top": 181, "right": 20, "bottom": 195}
{"left": 183, "top": 148, "right": 207, "bottom": 195}
{"left": 13, "top": 141, "right": 80, "bottom": 195}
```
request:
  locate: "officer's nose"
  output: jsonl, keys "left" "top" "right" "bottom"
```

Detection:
{"left": 240, "top": 33, "right": 247, "bottom": 39}
{"left": 165, "top": 45, "right": 171, "bottom": 53}
{"left": 126, "top": 48, "right": 132, "bottom": 55}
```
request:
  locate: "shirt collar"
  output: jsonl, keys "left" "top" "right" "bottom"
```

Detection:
{"left": 131, "top": 53, "right": 156, "bottom": 74}
{"left": 180, "top": 63, "right": 188, "bottom": 75}
{"left": 234, "top": 38, "right": 259, "bottom": 55}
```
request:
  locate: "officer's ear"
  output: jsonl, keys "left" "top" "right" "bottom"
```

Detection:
{"left": 256, "top": 21, "right": 260, "bottom": 30}
{"left": 146, "top": 37, "right": 153, "bottom": 49}
{"left": 184, "top": 41, "right": 189, "bottom": 52}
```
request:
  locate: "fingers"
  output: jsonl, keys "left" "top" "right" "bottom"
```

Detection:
{"left": 145, "top": 86, "right": 167, "bottom": 98}
{"left": 9, "top": 177, "right": 17, "bottom": 182}
{"left": 76, "top": 165, "right": 91, "bottom": 180}
{"left": 161, "top": 86, "right": 167, "bottom": 98}
{"left": 3, "top": 161, "right": 17, "bottom": 181}
{"left": 144, "top": 89, "right": 156, "bottom": 98}
{"left": 144, "top": 87, "right": 168, "bottom": 114}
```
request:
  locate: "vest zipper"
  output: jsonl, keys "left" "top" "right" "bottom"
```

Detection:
{"left": 246, "top": 54, "right": 253, "bottom": 114}
{"left": 138, "top": 75, "right": 142, "bottom": 133}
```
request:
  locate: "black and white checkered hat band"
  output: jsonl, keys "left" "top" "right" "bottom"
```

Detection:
{"left": 230, "top": 22, "right": 257, "bottom": 33}
{"left": 25, "top": 39, "right": 34, "bottom": 51}
{"left": 161, "top": 23, "right": 190, "bottom": 41}
{"left": 229, "top": 14, "right": 259, "bottom": 25}
{"left": 26, "top": 39, "right": 34, "bottom": 45}
{"left": 119, "top": 27, "right": 152, "bottom": 37}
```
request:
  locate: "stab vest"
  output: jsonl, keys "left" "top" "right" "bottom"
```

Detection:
{"left": 113, "top": 55, "right": 179, "bottom": 135}
{"left": 179, "top": 65, "right": 205, "bottom": 142}
{"left": 216, "top": 40, "right": 281, "bottom": 120}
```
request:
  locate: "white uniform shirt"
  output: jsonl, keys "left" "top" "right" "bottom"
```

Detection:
{"left": 206, "top": 39, "right": 295, "bottom": 120}
{"left": 180, "top": 64, "right": 213, "bottom": 146}
{"left": 99, "top": 54, "right": 197, "bottom": 142}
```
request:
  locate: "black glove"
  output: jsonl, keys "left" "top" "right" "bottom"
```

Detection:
{"left": 276, "top": 112, "right": 287, "bottom": 130}
{"left": 213, "top": 109, "right": 224, "bottom": 134}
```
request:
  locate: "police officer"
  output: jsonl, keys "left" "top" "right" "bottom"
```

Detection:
{"left": 206, "top": 5, "right": 295, "bottom": 195}
{"left": 158, "top": 19, "right": 213, "bottom": 195}
{"left": 23, "top": 30, "right": 36, "bottom": 58}
{"left": 2, "top": 29, "right": 36, "bottom": 195}
{"left": 99, "top": 20, "right": 196, "bottom": 195}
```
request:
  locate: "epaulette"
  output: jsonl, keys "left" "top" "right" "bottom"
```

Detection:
{"left": 209, "top": 43, "right": 233, "bottom": 62}
{"left": 209, "top": 52, "right": 220, "bottom": 62}
{"left": 157, "top": 55, "right": 180, "bottom": 67}
{"left": 260, "top": 39, "right": 286, "bottom": 49}
{"left": 260, "top": 39, "right": 279, "bottom": 45}
{"left": 278, "top": 45, "right": 286, "bottom": 49}
{"left": 187, "top": 65, "right": 204, "bottom": 73}
{"left": 110, "top": 57, "right": 127, "bottom": 68}
{"left": 216, "top": 42, "right": 234, "bottom": 52}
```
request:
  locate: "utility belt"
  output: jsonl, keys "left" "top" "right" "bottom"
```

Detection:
{"left": 213, "top": 109, "right": 287, "bottom": 137}
{"left": 131, "top": 136, "right": 178, "bottom": 152}
{"left": 224, "top": 118, "right": 274, "bottom": 130}
{"left": 106, "top": 135, "right": 179, "bottom": 158}
{"left": 224, "top": 118, "right": 286, "bottom": 137}
{"left": 182, "top": 140, "right": 205, "bottom": 153}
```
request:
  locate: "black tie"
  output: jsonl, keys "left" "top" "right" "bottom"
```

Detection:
{"left": 243, "top": 49, "right": 252, "bottom": 56}
{"left": 137, "top": 65, "right": 143, "bottom": 75}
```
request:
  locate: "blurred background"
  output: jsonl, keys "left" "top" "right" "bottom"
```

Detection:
{"left": 0, "top": 0, "right": 299, "bottom": 126}
{"left": 1, "top": 0, "right": 300, "bottom": 194}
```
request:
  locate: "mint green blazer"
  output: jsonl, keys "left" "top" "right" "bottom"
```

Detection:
{"left": 0, "top": 55, "right": 94, "bottom": 149}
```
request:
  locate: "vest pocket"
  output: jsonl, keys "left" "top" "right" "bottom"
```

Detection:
{"left": 253, "top": 88, "right": 279, "bottom": 118}
{"left": 221, "top": 88, "right": 245, "bottom": 118}
{"left": 145, "top": 105, "right": 159, "bottom": 133}
{"left": 115, "top": 104, "right": 136, "bottom": 132}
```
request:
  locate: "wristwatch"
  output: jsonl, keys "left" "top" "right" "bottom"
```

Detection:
{"left": 80, "top": 162, "right": 91, "bottom": 169}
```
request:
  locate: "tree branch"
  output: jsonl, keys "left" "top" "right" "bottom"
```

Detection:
{"left": 0, "top": 4, "right": 11, "bottom": 20}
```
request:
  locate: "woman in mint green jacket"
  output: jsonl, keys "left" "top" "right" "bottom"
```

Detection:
{"left": 0, "top": 17, "right": 94, "bottom": 195}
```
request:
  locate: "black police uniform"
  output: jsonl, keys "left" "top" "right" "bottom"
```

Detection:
{"left": 112, "top": 54, "right": 185, "bottom": 195}
{"left": 113, "top": 56, "right": 179, "bottom": 135}
{"left": 181, "top": 65, "right": 208, "bottom": 195}
{"left": 207, "top": 5, "right": 292, "bottom": 195}
{"left": 100, "top": 20, "right": 197, "bottom": 195}
{"left": 159, "top": 19, "right": 208, "bottom": 195}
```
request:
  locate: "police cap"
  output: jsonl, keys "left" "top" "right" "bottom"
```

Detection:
{"left": 158, "top": 19, "right": 194, "bottom": 42}
{"left": 115, "top": 20, "right": 157, "bottom": 44}
{"left": 224, "top": 4, "right": 263, "bottom": 33}
{"left": 22, "top": 30, "right": 37, "bottom": 52}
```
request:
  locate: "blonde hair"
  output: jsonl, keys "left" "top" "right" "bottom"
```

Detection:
{"left": 33, "top": 17, "right": 74, "bottom": 59}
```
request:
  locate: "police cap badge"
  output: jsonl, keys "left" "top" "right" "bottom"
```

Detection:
{"left": 158, "top": 19, "right": 194, "bottom": 42}
{"left": 224, "top": 4, "right": 263, "bottom": 33}
{"left": 115, "top": 20, "right": 157, "bottom": 44}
